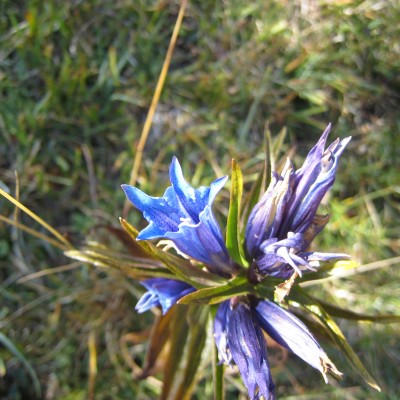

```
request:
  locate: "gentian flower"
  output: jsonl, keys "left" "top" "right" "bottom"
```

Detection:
{"left": 214, "top": 298, "right": 342, "bottom": 400}
{"left": 246, "top": 124, "right": 351, "bottom": 278}
{"left": 122, "top": 125, "right": 350, "bottom": 399}
{"left": 122, "top": 157, "right": 233, "bottom": 276}
{"left": 135, "top": 278, "right": 195, "bottom": 315}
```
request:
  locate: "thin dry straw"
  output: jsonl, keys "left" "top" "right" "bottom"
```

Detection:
{"left": 122, "top": 0, "right": 188, "bottom": 218}
{"left": 0, "top": 187, "right": 73, "bottom": 249}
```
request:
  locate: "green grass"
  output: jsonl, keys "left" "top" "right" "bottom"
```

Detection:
{"left": 1, "top": 0, "right": 399, "bottom": 399}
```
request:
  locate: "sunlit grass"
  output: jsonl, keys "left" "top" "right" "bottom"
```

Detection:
{"left": 1, "top": 0, "right": 399, "bottom": 398}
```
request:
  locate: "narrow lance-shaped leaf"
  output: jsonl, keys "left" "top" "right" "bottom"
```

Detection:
{"left": 101, "top": 225, "right": 153, "bottom": 258}
{"left": 226, "top": 159, "right": 247, "bottom": 266}
{"left": 178, "top": 276, "right": 252, "bottom": 305}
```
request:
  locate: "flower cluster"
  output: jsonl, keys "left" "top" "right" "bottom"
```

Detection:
{"left": 122, "top": 125, "right": 351, "bottom": 399}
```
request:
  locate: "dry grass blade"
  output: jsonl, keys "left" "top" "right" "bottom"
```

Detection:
{"left": 17, "top": 261, "right": 82, "bottom": 283}
{"left": 0, "top": 187, "right": 73, "bottom": 249}
{"left": 0, "top": 214, "right": 69, "bottom": 251}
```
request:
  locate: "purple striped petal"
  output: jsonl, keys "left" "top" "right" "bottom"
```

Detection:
{"left": 279, "top": 126, "right": 351, "bottom": 236}
{"left": 214, "top": 301, "right": 275, "bottom": 400}
{"left": 254, "top": 300, "right": 342, "bottom": 382}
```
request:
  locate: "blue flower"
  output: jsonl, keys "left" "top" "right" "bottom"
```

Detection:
{"left": 122, "top": 157, "right": 233, "bottom": 276}
{"left": 246, "top": 125, "right": 351, "bottom": 278}
{"left": 214, "top": 298, "right": 342, "bottom": 400}
{"left": 123, "top": 126, "right": 349, "bottom": 399}
{"left": 135, "top": 278, "right": 195, "bottom": 315}
{"left": 214, "top": 301, "right": 275, "bottom": 400}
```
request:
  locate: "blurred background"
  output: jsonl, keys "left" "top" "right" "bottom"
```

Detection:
{"left": 0, "top": 1, "right": 399, "bottom": 399}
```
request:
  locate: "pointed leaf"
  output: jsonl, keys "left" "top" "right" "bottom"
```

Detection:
{"left": 100, "top": 225, "right": 152, "bottom": 258}
{"left": 300, "top": 260, "right": 360, "bottom": 285}
{"left": 226, "top": 160, "right": 247, "bottom": 266}
{"left": 178, "top": 276, "right": 251, "bottom": 305}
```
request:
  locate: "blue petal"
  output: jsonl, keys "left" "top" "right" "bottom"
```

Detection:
{"left": 292, "top": 124, "right": 332, "bottom": 195}
{"left": 169, "top": 157, "right": 226, "bottom": 222}
{"left": 166, "top": 215, "right": 232, "bottom": 275}
{"left": 247, "top": 126, "right": 351, "bottom": 280}
{"left": 122, "top": 158, "right": 232, "bottom": 275}
{"left": 254, "top": 300, "right": 341, "bottom": 381}
{"left": 135, "top": 291, "right": 160, "bottom": 313}
{"left": 135, "top": 278, "right": 195, "bottom": 315}
{"left": 121, "top": 185, "right": 181, "bottom": 239}
{"left": 291, "top": 140, "right": 348, "bottom": 232}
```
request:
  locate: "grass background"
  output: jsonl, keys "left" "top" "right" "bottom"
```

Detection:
{"left": 1, "top": 0, "right": 399, "bottom": 399}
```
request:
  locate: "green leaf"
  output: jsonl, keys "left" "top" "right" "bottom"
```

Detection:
{"left": 178, "top": 275, "right": 284, "bottom": 306}
{"left": 102, "top": 225, "right": 153, "bottom": 258}
{"left": 226, "top": 160, "right": 247, "bottom": 267}
{"left": 290, "top": 287, "right": 381, "bottom": 391}
{"left": 253, "top": 276, "right": 286, "bottom": 299}
{"left": 178, "top": 276, "right": 251, "bottom": 305}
